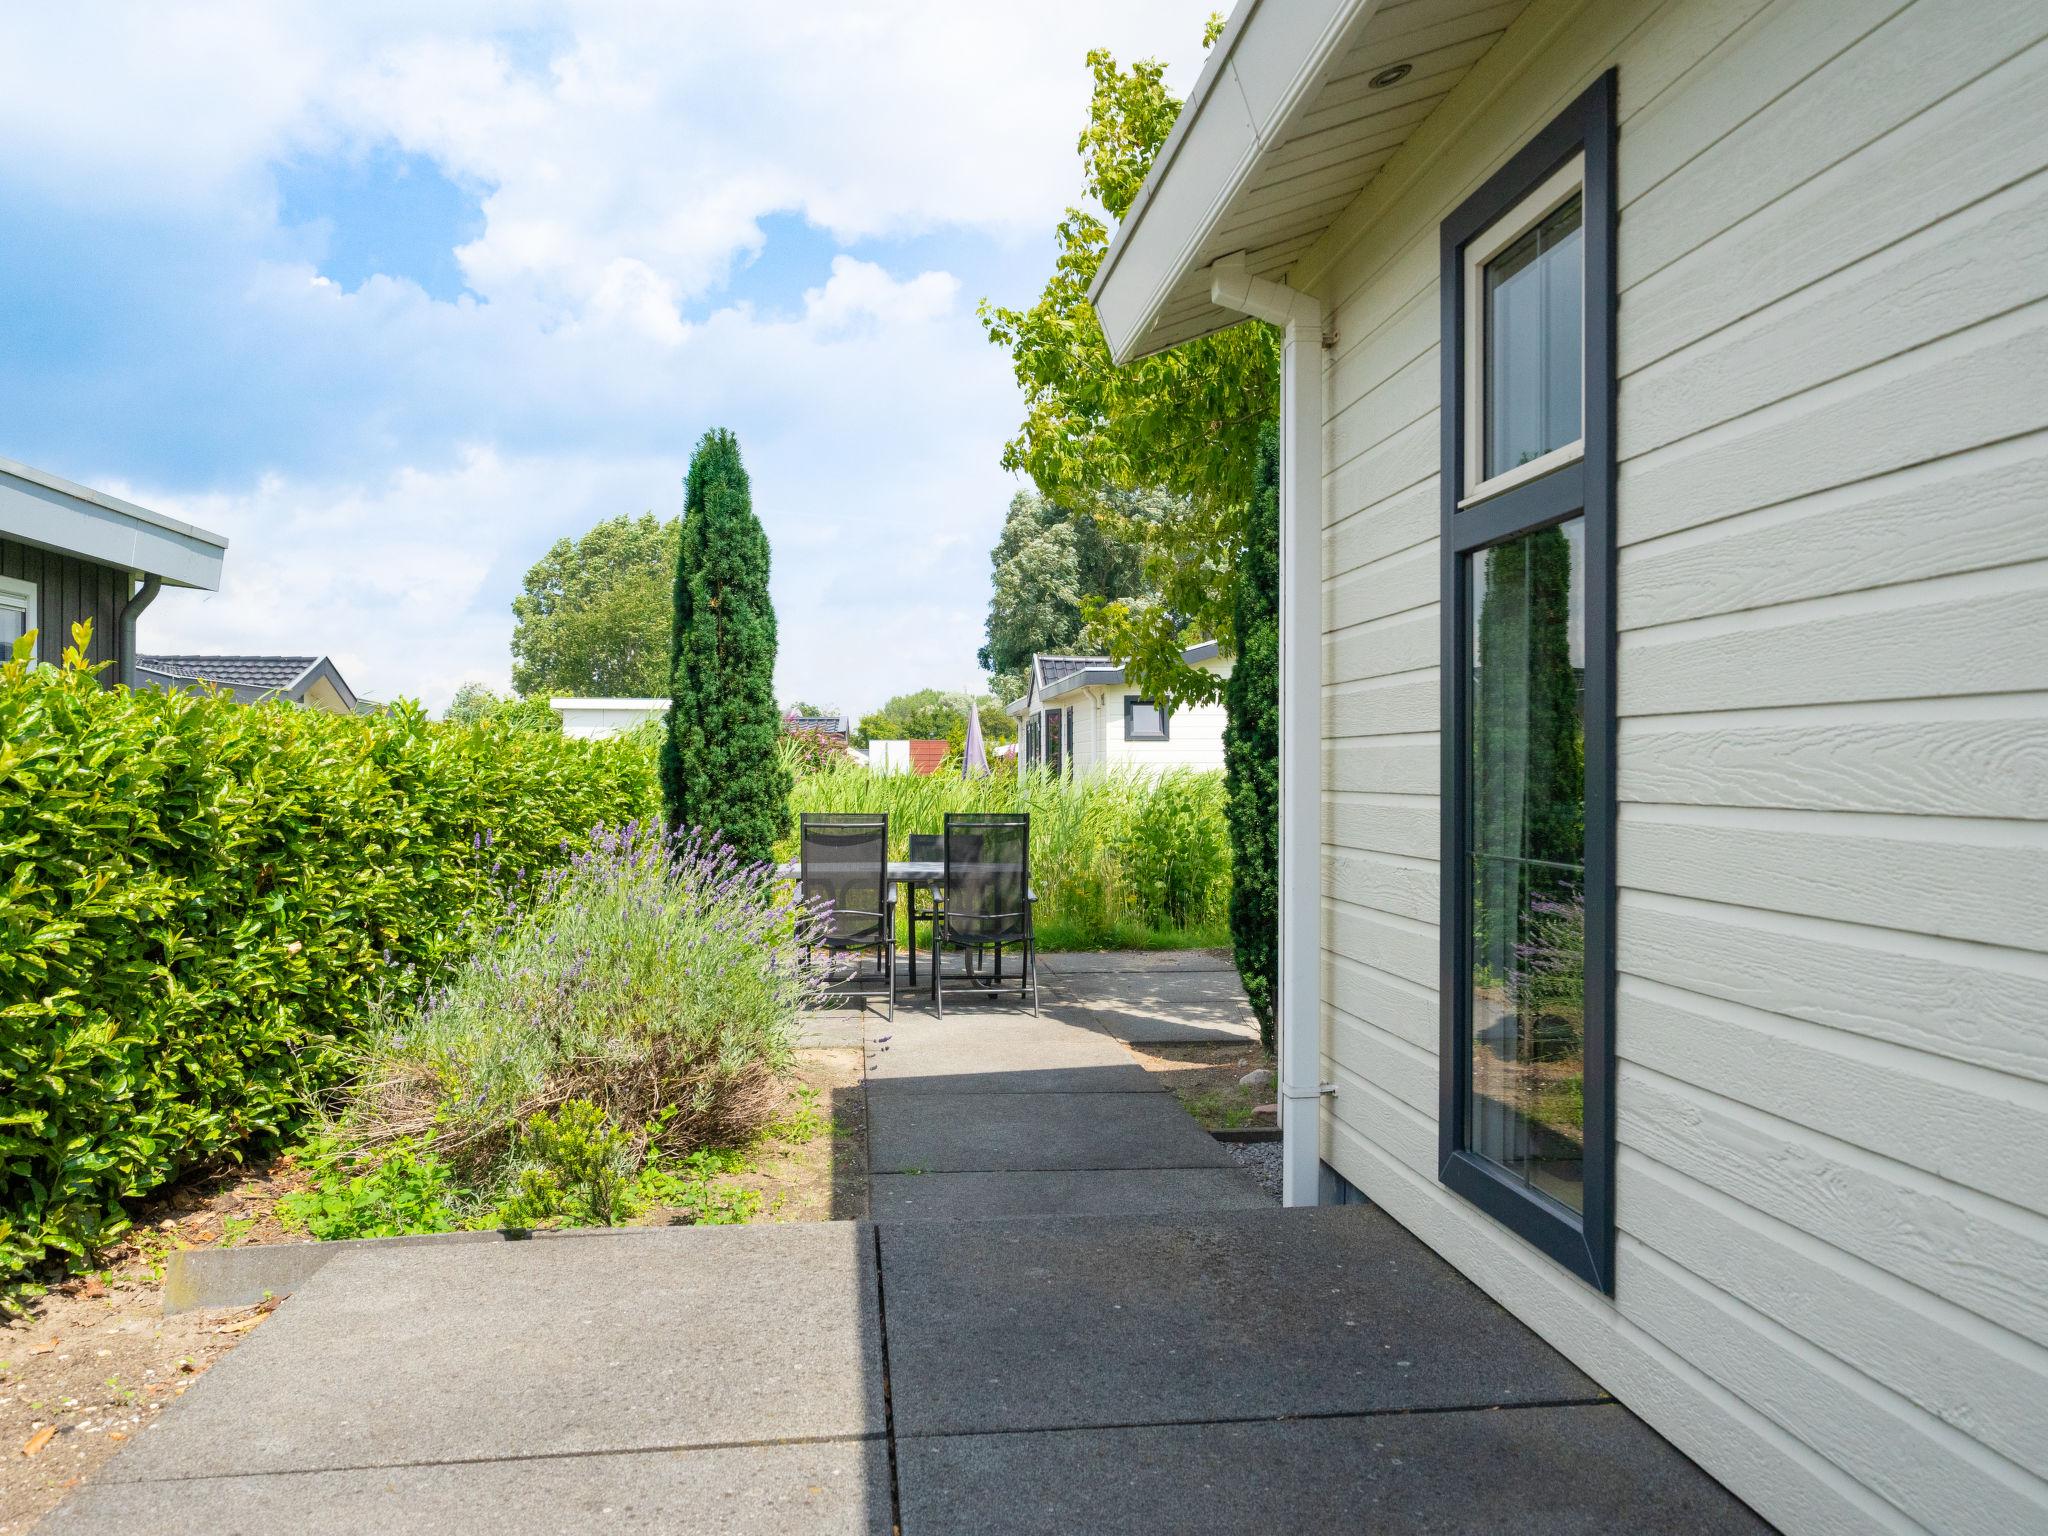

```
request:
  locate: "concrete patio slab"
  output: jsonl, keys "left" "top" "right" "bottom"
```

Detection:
{"left": 44, "top": 1440, "right": 893, "bottom": 1536}
{"left": 1037, "top": 948, "right": 1236, "bottom": 975}
{"left": 864, "top": 1014, "right": 1150, "bottom": 1095}
{"left": 798, "top": 1009, "right": 870, "bottom": 1047}
{"left": 1042, "top": 971, "right": 1260, "bottom": 1044}
{"left": 103, "top": 1223, "right": 883, "bottom": 1482}
{"left": 894, "top": 1404, "right": 1770, "bottom": 1535}
{"left": 877, "top": 1205, "right": 1599, "bottom": 1436}
{"left": 867, "top": 1091, "right": 1236, "bottom": 1175}
{"left": 872, "top": 1168, "right": 1268, "bottom": 1222}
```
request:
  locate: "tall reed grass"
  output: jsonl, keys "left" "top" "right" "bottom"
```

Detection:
{"left": 781, "top": 754, "right": 1230, "bottom": 950}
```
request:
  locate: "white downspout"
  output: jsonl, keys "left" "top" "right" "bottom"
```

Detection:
{"left": 1208, "top": 254, "right": 1327, "bottom": 1208}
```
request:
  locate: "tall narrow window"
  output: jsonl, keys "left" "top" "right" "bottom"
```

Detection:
{"left": 1439, "top": 73, "right": 1615, "bottom": 1292}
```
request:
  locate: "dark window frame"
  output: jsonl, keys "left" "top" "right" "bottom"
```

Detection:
{"left": 1123, "top": 694, "right": 1171, "bottom": 742}
{"left": 1437, "top": 71, "right": 1617, "bottom": 1294}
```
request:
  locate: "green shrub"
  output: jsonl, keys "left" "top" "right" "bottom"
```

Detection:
{"left": 0, "top": 627, "right": 657, "bottom": 1279}
{"left": 1227, "top": 420, "right": 1281, "bottom": 1051}
{"left": 343, "top": 824, "right": 818, "bottom": 1183}
{"left": 277, "top": 1142, "right": 460, "bottom": 1241}
{"left": 784, "top": 755, "right": 1231, "bottom": 949}
{"left": 1116, "top": 770, "right": 1229, "bottom": 930}
{"left": 494, "top": 1100, "right": 635, "bottom": 1230}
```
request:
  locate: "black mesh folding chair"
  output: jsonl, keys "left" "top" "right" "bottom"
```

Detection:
{"left": 798, "top": 813, "right": 896, "bottom": 1020}
{"left": 931, "top": 813, "right": 1036, "bottom": 1016}
{"left": 904, "top": 832, "right": 945, "bottom": 988}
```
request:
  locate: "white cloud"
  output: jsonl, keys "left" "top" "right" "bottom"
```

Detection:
{"left": 1, "top": 2, "right": 1215, "bottom": 714}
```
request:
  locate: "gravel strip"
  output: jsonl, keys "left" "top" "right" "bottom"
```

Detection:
{"left": 1227, "top": 1141, "right": 1283, "bottom": 1203}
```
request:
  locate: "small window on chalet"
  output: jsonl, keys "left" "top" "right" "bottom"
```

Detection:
{"left": 0, "top": 576, "right": 34, "bottom": 651}
{"left": 1124, "top": 697, "right": 1169, "bottom": 741}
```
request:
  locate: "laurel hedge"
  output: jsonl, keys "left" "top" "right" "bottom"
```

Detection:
{"left": 0, "top": 630, "right": 657, "bottom": 1279}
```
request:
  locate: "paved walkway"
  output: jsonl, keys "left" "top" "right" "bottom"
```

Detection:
{"left": 46, "top": 954, "right": 1769, "bottom": 1534}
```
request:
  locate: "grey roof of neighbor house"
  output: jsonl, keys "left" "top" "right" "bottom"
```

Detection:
{"left": 1012, "top": 641, "right": 1226, "bottom": 713}
{"left": 786, "top": 714, "right": 849, "bottom": 736}
{"left": 0, "top": 455, "right": 228, "bottom": 589}
{"left": 138, "top": 654, "right": 358, "bottom": 712}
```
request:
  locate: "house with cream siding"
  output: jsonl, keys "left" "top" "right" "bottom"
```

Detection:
{"left": 1089, "top": 0, "right": 2048, "bottom": 1530}
{"left": 1010, "top": 643, "right": 1231, "bottom": 776}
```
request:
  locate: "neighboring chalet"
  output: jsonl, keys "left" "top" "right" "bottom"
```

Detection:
{"left": 138, "top": 655, "right": 358, "bottom": 714}
{"left": 1010, "top": 643, "right": 1230, "bottom": 776}
{"left": 1090, "top": 0, "right": 2048, "bottom": 1529}
{"left": 550, "top": 697, "right": 667, "bottom": 738}
{"left": 0, "top": 455, "right": 225, "bottom": 681}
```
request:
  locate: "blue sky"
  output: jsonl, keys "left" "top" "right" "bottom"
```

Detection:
{"left": 0, "top": 3, "right": 1208, "bottom": 713}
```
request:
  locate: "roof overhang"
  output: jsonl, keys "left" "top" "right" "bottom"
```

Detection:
{"left": 0, "top": 455, "right": 227, "bottom": 590}
{"left": 1089, "top": 0, "right": 1530, "bottom": 363}
{"left": 1037, "top": 641, "right": 1229, "bottom": 704}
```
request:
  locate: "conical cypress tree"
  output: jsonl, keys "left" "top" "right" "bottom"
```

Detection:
{"left": 660, "top": 429, "right": 791, "bottom": 862}
{"left": 1225, "top": 420, "right": 1281, "bottom": 1053}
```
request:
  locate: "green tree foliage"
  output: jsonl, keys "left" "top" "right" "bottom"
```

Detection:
{"left": 660, "top": 430, "right": 791, "bottom": 861}
{"left": 443, "top": 683, "right": 562, "bottom": 733}
{"left": 980, "top": 489, "right": 1153, "bottom": 702}
{"left": 1226, "top": 425, "right": 1281, "bottom": 1050}
{"left": 852, "top": 689, "right": 1014, "bottom": 752}
{"left": 980, "top": 29, "right": 1278, "bottom": 708}
{"left": 511, "top": 513, "right": 680, "bottom": 698}
{"left": 0, "top": 626, "right": 655, "bottom": 1279}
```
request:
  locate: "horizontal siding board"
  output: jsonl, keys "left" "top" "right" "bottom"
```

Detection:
{"left": 1619, "top": 895, "right": 2048, "bottom": 1085}
{"left": 1323, "top": 672, "right": 1439, "bottom": 737}
{"left": 1623, "top": 1156, "right": 2048, "bottom": 1486}
{"left": 1327, "top": 794, "right": 1438, "bottom": 859}
{"left": 1617, "top": 1066, "right": 2048, "bottom": 1348}
{"left": 1325, "top": 343, "right": 1440, "bottom": 474}
{"left": 1325, "top": 736, "right": 1439, "bottom": 796}
{"left": 1619, "top": 976, "right": 2048, "bottom": 1215}
{"left": 1617, "top": 434, "right": 2048, "bottom": 628}
{"left": 1325, "top": 543, "right": 1436, "bottom": 629}
{"left": 1618, "top": 305, "right": 2048, "bottom": 545}
{"left": 1617, "top": 809, "right": 2048, "bottom": 950}
{"left": 1622, "top": 170, "right": 2048, "bottom": 459}
{"left": 1613, "top": 0, "right": 1896, "bottom": 208}
{"left": 1325, "top": 477, "right": 1436, "bottom": 578}
{"left": 1327, "top": 607, "right": 1440, "bottom": 684}
{"left": 1326, "top": 900, "right": 1440, "bottom": 992}
{"left": 1327, "top": 1006, "right": 1439, "bottom": 1114}
{"left": 1617, "top": 570, "right": 2048, "bottom": 714}
{"left": 1619, "top": 700, "right": 2048, "bottom": 819}
{"left": 1620, "top": 36, "right": 2048, "bottom": 373}
{"left": 1616, "top": 1241, "right": 2048, "bottom": 1536}
{"left": 1322, "top": 412, "right": 1438, "bottom": 527}
{"left": 1617, "top": 0, "right": 2047, "bottom": 290}
{"left": 1324, "top": 848, "right": 1439, "bottom": 925}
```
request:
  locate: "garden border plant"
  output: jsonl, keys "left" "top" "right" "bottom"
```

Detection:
{"left": 0, "top": 625, "right": 656, "bottom": 1281}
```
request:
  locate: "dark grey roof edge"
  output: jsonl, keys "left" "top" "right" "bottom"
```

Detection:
{"left": 1035, "top": 640, "right": 1227, "bottom": 704}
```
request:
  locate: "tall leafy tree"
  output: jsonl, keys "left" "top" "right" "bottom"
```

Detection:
{"left": 660, "top": 430, "right": 790, "bottom": 861}
{"left": 980, "top": 26, "right": 1278, "bottom": 709}
{"left": 979, "top": 488, "right": 1153, "bottom": 703}
{"left": 511, "top": 513, "right": 679, "bottom": 697}
{"left": 1226, "top": 424, "right": 1281, "bottom": 1050}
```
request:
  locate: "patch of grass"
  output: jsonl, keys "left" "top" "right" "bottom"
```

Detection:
{"left": 1176, "top": 1084, "right": 1270, "bottom": 1131}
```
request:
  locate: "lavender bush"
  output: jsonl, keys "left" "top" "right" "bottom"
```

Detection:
{"left": 345, "top": 823, "right": 824, "bottom": 1179}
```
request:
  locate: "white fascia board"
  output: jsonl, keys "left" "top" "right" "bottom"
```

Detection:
{"left": 0, "top": 458, "right": 228, "bottom": 590}
{"left": 1088, "top": 0, "right": 1376, "bottom": 364}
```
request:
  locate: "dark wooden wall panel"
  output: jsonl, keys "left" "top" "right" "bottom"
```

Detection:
{"left": 1, "top": 537, "right": 129, "bottom": 679}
